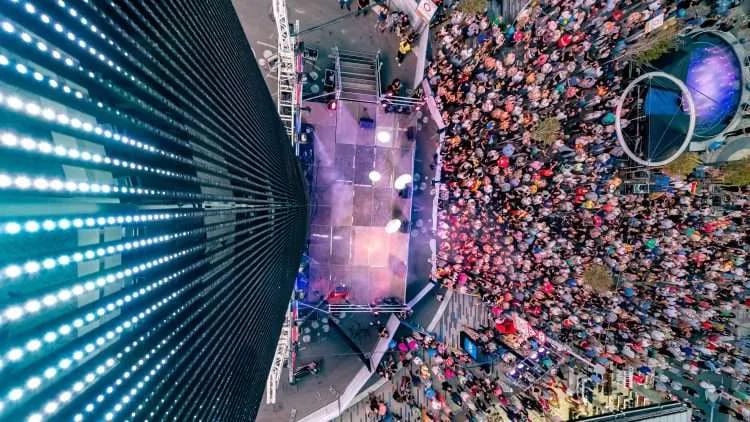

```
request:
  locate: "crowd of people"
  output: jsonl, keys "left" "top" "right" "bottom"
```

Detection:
{"left": 430, "top": 0, "right": 748, "bottom": 416}
{"left": 376, "top": 329, "right": 533, "bottom": 421}
{"left": 366, "top": 0, "right": 750, "bottom": 419}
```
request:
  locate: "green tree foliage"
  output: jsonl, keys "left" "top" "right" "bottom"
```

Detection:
{"left": 663, "top": 152, "right": 701, "bottom": 178}
{"left": 457, "top": 0, "right": 488, "bottom": 15}
{"left": 723, "top": 157, "right": 750, "bottom": 186}
{"left": 630, "top": 21, "right": 682, "bottom": 65}
{"left": 532, "top": 117, "right": 561, "bottom": 146}
{"left": 583, "top": 264, "right": 614, "bottom": 294}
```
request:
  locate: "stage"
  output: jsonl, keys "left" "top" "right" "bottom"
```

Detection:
{"left": 304, "top": 100, "right": 416, "bottom": 306}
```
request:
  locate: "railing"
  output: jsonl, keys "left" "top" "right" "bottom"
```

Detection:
{"left": 375, "top": 49, "right": 382, "bottom": 99}
{"left": 296, "top": 301, "right": 408, "bottom": 314}
{"left": 333, "top": 46, "right": 342, "bottom": 102}
{"left": 328, "top": 303, "right": 408, "bottom": 313}
{"left": 573, "top": 401, "right": 690, "bottom": 422}
{"left": 375, "top": 49, "right": 425, "bottom": 109}
{"left": 380, "top": 94, "right": 425, "bottom": 108}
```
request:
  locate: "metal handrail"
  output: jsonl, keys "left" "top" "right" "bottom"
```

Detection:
{"left": 328, "top": 304, "right": 407, "bottom": 312}
{"left": 338, "top": 47, "right": 377, "bottom": 57}
{"left": 381, "top": 94, "right": 425, "bottom": 107}
{"left": 333, "top": 46, "right": 342, "bottom": 101}
{"left": 375, "top": 49, "right": 381, "bottom": 100}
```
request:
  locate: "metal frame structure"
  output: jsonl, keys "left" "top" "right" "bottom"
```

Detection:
{"left": 683, "top": 29, "right": 750, "bottom": 151}
{"left": 333, "top": 46, "right": 342, "bottom": 102}
{"left": 375, "top": 51, "right": 426, "bottom": 109}
{"left": 265, "top": 0, "right": 301, "bottom": 405}
{"left": 266, "top": 294, "right": 294, "bottom": 404}
{"left": 614, "top": 71, "right": 696, "bottom": 166}
{"left": 272, "top": 0, "right": 299, "bottom": 143}
{"left": 328, "top": 303, "right": 409, "bottom": 313}
{"left": 296, "top": 302, "right": 409, "bottom": 314}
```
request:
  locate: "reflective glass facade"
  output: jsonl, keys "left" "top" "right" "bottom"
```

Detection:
{"left": 0, "top": 0, "right": 308, "bottom": 420}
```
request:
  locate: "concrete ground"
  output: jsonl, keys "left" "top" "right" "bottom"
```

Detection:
{"left": 231, "top": 0, "right": 420, "bottom": 100}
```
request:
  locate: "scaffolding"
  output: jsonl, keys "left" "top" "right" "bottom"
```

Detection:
{"left": 266, "top": 294, "right": 293, "bottom": 404}
{"left": 266, "top": 0, "right": 299, "bottom": 405}
{"left": 272, "top": 0, "right": 299, "bottom": 144}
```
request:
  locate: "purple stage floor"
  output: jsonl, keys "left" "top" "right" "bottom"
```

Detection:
{"left": 305, "top": 100, "right": 416, "bottom": 305}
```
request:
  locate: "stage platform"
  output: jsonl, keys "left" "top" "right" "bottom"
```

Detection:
{"left": 305, "top": 100, "right": 416, "bottom": 305}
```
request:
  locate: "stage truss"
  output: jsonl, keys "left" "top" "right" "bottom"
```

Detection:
{"left": 615, "top": 71, "right": 696, "bottom": 166}
{"left": 272, "top": 0, "right": 301, "bottom": 143}
{"left": 266, "top": 0, "right": 300, "bottom": 405}
{"left": 266, "top": 293, "right": 294, "bottom": 404}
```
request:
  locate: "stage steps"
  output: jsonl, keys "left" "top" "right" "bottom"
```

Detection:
{"left": 334, "top": 48, "right": 379, "bottom": 103}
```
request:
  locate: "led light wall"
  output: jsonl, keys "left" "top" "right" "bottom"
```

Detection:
{"left": 0, "top": 0, "right": 308, "bottom": 421}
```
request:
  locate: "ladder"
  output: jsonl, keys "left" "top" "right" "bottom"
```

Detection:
{"left": 272, "top": 0, "right": 297, "bottom": 142}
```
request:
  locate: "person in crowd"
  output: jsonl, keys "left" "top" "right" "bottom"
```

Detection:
{"left": 357, "top": 0, "right": 371, "bottom": 17}
{"left": 397, "top": 36, "right": 413, "bottom": 66}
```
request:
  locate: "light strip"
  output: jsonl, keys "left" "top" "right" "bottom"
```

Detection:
{"left": 0, "top": 131, "right": 243, "bottom": 191}
{"left": 0, "top": 217, "right": 249, "bottom": 323}
{"left": 0, "top": 209, "right": 241, "bottom": 235}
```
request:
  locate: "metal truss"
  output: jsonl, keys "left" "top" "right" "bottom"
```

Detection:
{"left": 294, "top": 301, "right": 409, "bottom": 314}
{"left": 272, "top": 0, "right": 298, "bottom": 142}
{"left": 266, "top": 297, "right": 293, "bottom": 404}
{"left": 327, "top": 303, "right": 409, "bottom": 313}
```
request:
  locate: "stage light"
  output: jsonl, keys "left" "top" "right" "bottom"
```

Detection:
{"left": 4, "top": 222, "right": 21, "bottom": 234}
{"left": 7, "top": 348, "right": 24, "bottom": 361}
{"left": 8, "top": 388, "right": 23, "bottom": 401}
{"left": 327, "top": 99, "right": 337, "bottom": 110}
{"left": 394, "top": 173, "right": 413, "bottom": 190}
{"left": 26, "top": 377, "right": 41, "bottom": 390}
{"left": 368, "top": 170, "right": 382, "bottom": 183}
{"left": 385, "top": 219, "right": 402, "bottom": 234}
{"left": 376, "top": 130, "right": 392, "bottom": 144}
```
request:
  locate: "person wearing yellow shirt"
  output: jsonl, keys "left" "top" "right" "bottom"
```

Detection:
{"left": 397, "top": 38, "right": 412, "bottom": 66}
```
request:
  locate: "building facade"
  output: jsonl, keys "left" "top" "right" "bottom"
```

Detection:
{"left": 0, "top": 0, "right": 307, "bottom": 420}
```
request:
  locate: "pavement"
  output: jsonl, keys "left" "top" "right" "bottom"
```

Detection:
{"left": 231, "top": 0, "right": 420, "bottom": 101}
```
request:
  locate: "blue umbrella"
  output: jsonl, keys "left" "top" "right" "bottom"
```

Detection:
{"left": 708, "top": 141, "right": 723, "bottom": 151}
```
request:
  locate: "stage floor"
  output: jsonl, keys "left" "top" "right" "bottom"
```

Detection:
{"left": 305, "top": 100, "right": 416, "bottom": 305}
